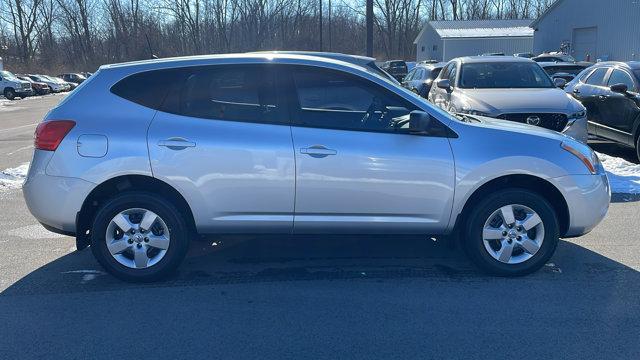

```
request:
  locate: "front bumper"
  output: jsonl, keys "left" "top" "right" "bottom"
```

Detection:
{"left": 551, "top": 173, "right": 610, "bottom": 237}
{"left": 16, "top": 88, "right": 34, "bottom": 97}
{"left": 22, "top": 151, "right": 95, "bottom": 234}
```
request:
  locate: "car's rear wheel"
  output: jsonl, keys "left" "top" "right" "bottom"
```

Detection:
{"left": 4, "top": 88, "right": 16, "bottom": 100}
{"left": 90, "top": 192, "right": 190, "bottom": 282}
{"left": 464, "top": 189, "right": 559, "bottom": 276}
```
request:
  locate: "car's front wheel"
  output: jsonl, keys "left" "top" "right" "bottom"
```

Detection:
{"left": 90, "top": 192, "right": 190, "bottom": 282}
{"left": 464, "top": 189, "right": 559, "bottom": 276}
{"left": 3, "top": 88, "right": 16, "bottom": 100}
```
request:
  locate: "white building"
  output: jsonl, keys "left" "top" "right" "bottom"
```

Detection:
{"left": 414, "top": 19, "right": 534, "bottom": 62}
{"left": 532, "top": 0, "right": 640, "bottom": 61}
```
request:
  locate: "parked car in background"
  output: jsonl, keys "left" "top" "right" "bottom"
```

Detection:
{"left": 566, "top": 61, "right": 640, "bottom": 160}
{"left": 514, "top": 53, "right": 534, "bottom": 58}
{"left": 28, "top": 74, "right": 66, "bottom": 93}
{"left": 539, "top": 62, "right": 589, "bottom": 84}
{"left": 16, "top": 75, "right": 51, "bottom": 96}
{"left": 533, "top": 53, "right": 576, "bottom": 63}
{"left": 428, "top": 56, "right": 588, "bottom": 142}
{"left": 50, "top": 76, "right": 74, "bottom": 91}
{"left": 0, "top": 70, "right": 33, "bottom": 99}
{"left": 381, "top": 60, "right": 408, "bottom": 81}
{"left": 402, "top": 62, "right": 446, "bottom": 98}
{"left": 81, "top": 72, "right": 93, "bottom": 78}
{"left": 23, "top": 53, "right": 609, "bottom": 282}
{"left": 59, "top": 73, "right": 87, "bottom": 84}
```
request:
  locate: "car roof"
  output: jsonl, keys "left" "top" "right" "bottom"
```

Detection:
{"left": 591, "top": 61, "right": 640, "bottom": 70}
{"left": 455, "top": 56, "right": 534, "bottom": 64}
{"left": 415, "top": 62, "right": 447, "bottom": 69}
{"left": 537, "top": 62, "right": 586, "bottom": 67}
{"left": 250, "top": 51, "right": 376, "bottom": 65}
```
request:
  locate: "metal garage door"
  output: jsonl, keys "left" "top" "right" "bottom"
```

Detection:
{"left": 573, "top": 27, "right": 597, "bottom": 61}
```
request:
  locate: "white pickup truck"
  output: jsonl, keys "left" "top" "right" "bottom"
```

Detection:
{"left": 0, "top": 70, "right": 33, "bottom": 100}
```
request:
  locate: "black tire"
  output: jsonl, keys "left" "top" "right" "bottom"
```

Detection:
{"left": 635, "top": 135, "right": 640, "bottom": 163}
{"left": 4, "top": 88, "right": 16, "bottom": 100}
{"left": 463, "top": 188, "right": 559, "bottom": 276}
{"left": 90, "top": 192, "right": 190, "bottom": 282}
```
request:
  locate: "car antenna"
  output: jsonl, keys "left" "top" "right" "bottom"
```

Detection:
{"left": 145, "top": 33, "right": 158, "bottom": 59}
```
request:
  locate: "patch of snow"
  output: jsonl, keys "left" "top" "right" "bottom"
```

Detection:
{"left": 0, "top": 163, "right": 29, "bottom": 189}
{"left": 597, "top": 152, "right": 640, "bottom": 194}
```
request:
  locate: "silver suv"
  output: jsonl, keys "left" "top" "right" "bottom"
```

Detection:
{"left": 23, "top": 54, "right": 610, "bottom": 282}
{"left": 428, "top": 56, "right": 588, "bottom": 143}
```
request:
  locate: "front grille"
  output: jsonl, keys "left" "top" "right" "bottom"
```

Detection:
{"left": 497, "top": 113, "right": 568, "bottom": 132}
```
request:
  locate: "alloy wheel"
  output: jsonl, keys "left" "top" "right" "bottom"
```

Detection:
{"left": 482, "top": 204, "right": 545, "bottom": 264}
{"left": 105, "top": 208, "right": 171, "bottom": 269}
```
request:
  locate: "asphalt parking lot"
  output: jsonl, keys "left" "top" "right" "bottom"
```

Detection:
{"left": 0, "top": 95, "right": 639, "bottom": 359}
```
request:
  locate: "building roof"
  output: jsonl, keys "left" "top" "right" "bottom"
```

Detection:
{"left": 414, "top": 19, "right": 533, "bottom": 43}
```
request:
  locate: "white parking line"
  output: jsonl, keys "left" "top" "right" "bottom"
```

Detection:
{"left": 0, "top": 123, "right": 38, "bottom": 134}
{"left": 6, "top": 145, "right": 33, "bottom": 156}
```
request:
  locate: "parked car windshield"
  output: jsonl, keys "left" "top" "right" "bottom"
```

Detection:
{"left": 0, "top": 70, "right": 19, "bottom": 81}
{"left": 459, "top": 62, "right": 555, "bottom": 89}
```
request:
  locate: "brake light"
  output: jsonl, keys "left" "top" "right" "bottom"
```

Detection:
{"left": 34, "top": 120, "right": 76, "bottom": 151}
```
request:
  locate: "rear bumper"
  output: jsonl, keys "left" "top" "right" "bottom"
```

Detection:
{"left": 22, "top": 151, "right": 95, "bottom": 234}
{"left": 551, "top": 173, "right": 610, "bottom": 237}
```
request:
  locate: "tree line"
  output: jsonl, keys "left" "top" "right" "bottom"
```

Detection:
{"left": 0, "top": 0, "right": 553, "bottom": 73}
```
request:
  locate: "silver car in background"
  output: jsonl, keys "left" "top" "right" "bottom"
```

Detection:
{"left": 428, "top": 56, "right": 588, "bottom": 143}
{"left": 23, "top": 53, "right": 609, "bottom": 282}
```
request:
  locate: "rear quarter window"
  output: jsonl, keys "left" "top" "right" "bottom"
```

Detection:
{"left": 111, "top": 68, "right": 186, "bottom": 109}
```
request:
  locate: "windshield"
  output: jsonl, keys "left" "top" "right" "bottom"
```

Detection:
{"left": 0, "top": 71, "right": 19, "bottom": 81}
{"left": 634, "top": 70, "right": 640, "bottom": 82}
{"left": 544, "top": 65, "right": 586, "bottom": 76}
{"left": 459, "top": 62, "right": 555, "bottom": 89}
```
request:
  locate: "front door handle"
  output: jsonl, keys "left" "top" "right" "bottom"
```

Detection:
{"left": 158, "top": 138, "right": 196, "bottom": 150}
{"left": 573, "top": 88, "right": 580, "bottom": 94}
{"left": 300, "top": 145, "right": 337, "bottom": 158}
{"left": 598, "top": 95, "right": 608, "bottom": 101}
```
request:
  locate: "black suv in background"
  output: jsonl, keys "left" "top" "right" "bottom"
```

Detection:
{"left": 381, "top": 60, "right": 408, "bottom": 81}
{"left": 566, "top": 62, "right": 640, "bottom": 161}
{"left": 58, "top": 73, "right": 87, "bottom": 84}
{"left": 401, "top": 62, "right": 446, "bottom": 98}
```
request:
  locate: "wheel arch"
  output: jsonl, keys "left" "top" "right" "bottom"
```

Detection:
{"left": 77, "top": 175, "right": 198, "bottom": 242}
{"left": 453, "top": 174, "right": 570, "bottom": 238}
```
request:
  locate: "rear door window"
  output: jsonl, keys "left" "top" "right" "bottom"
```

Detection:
{"left": 607, "top": 69, "right": 637, "bottom": 92}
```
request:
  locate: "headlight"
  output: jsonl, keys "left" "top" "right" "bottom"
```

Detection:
{"left": 568, "top": 110, "right": 586, "bottom": 119}
{"left": 460, "top": 109, "right": 490, "bottom": 117}
{"left": 561, "top": 141, "right": 601, "bottom": 174}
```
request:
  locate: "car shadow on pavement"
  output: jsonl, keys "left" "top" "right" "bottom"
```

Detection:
{"left": 1, "top": 234, "right": 638, "bottom": 296}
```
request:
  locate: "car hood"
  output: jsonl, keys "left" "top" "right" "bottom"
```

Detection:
{"left": 464, "top": 114, "right": 571, "bottom": 142}
{"left": 457, "top": 88, "right": 577, "bottom": 113}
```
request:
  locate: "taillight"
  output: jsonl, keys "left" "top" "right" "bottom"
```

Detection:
{"left": 34, "top": 120, "right": 76, "bottom": 151}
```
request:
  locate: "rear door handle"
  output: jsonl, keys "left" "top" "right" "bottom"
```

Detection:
{"left": 300, "top": 145, "right": 337, "bottom": 158}
{"left": 158, "top": 138, "right": 196, "bottom": 150}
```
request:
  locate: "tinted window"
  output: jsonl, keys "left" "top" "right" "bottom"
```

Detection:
{"left": 607, "top": 69, "right": 636, "bottom": 91}
{"left": 585, "top": 68, "right": 609, "bottom": 86}
{"left": 415, "top": 68, "right": 426, "bottom": 80}
{"left": 405, "top": 69, "right": 417, "bottom": 81}
{"left": 447, "top": 64, "right": 457, "bottom": 84}
{"left": 179, "top": 66, "right": 279, "bottom": 123}
{"left": 439, "top": 63, "right": 452, "bottom": 80}
{"left": 291, "top": 67, "right": 419, "bottom": 133}
{"left": 459, "top": 62, "right": 554, "bottom": 89}
{"left": 430, "top": 67, "right": 442, "bottom": 79}
{"left": 111, "top": 68, "right": 186, "bottom": 110}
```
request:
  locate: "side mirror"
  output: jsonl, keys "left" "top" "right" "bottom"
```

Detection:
{"left": 436, "top": 79, "right": 452, "bottom": 91}
{"left": 554, "top": 78, "right": 567, "bottom": 88}
{"left": 409, "top": 111, "right": 433, "bottom": 134}
{"left": 610, "top": 83, "right": 628, "bottom": 94}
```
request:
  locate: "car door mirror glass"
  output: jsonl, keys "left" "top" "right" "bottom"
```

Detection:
{"left": 610, "top": 83, "right": 628, "bottom": 94}
{"left": 436, "top": 79, "right": 451, "bottom": 91}
{"left": 554, "top": 78, "right": 567, "bottom": 88}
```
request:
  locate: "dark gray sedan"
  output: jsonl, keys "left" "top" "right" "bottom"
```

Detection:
{"left": 401, "top": 62, "right": 446, "bottom": 98}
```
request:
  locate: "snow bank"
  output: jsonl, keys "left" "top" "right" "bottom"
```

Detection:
{"left": 0, "top": 163, "right": 29, "bottom": 189}
{"left": 597, "top": 152, "right": 640, "bottom": 194}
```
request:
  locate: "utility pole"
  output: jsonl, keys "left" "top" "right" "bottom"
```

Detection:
{"left": 319, "top": 0, "right": 323, "bottom": 51}
{"left": 328, "top": 0, "right": 332, "bottom": 52}
{"left": 366, "top": 0, "right": 373, "bottom": 57}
